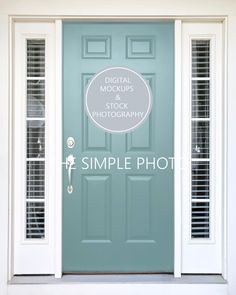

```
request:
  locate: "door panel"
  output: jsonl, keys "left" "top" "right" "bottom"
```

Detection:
{"left": 63, "top": 22, "right": 174, "bottom": 272}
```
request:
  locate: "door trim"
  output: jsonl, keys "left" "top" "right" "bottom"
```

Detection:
{"left": 174, "top": 19, "right": 182, "bottom": 278}
{"left": 9, "top": 16, "right": 227, "bottom": 280}
{"left": 54, "top": 19, "right": 63, "bottom": 279}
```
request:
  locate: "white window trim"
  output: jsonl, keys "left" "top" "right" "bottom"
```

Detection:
{"left": 181, "top": 22, "right": 224, "bottom": 273}
{"left": 13, "top": 22, "right": 56, "bottom": 274}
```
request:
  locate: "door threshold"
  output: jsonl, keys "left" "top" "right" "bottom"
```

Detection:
{"left": 9, "top": 274, "right": 226, "bottom": 285}
{"left": 64, "top": 272, "right": 171, "bottom": 275}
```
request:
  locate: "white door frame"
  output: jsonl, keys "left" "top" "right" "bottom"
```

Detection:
{"left": 54, "top": 19, "right": 183, "bottom": 278}
{"left": 9, "top": 16, "right": 227, "bottom": 280}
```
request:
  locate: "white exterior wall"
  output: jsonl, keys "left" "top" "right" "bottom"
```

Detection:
{"left": 0, "top": 0, "right": 236, "bottom": 294}
{"left": 0, "top": 0, "right": 235, "bottom": 15}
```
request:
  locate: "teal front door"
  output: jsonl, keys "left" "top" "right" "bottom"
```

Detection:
{"left": 63, "top": 22, "right": 174, "bottom": 273}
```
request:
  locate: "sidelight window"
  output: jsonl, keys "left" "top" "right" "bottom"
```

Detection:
{"left": 14, "top": 23, "right": 55, "bottom": 274}
{"left": 191, "top": 40, "right": 211, "bottom": 239}
{"left": 182, "top": 23, "right": 223, "bottom": 273}
{"left": 26, "top": 39, "right": 46, "bottom": 239}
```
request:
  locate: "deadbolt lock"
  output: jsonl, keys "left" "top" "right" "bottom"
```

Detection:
{"left": 67, "top": 136, "right": 75, "bottom": 149}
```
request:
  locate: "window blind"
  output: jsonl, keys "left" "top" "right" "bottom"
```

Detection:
{"left": 26, "top": 39, "right": 45, "bottom": 239}
{"left": 191, "top": 40, "right": 210, "bottom": 239}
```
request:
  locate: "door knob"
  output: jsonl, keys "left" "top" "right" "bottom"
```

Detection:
{"left": 63, "top": 154, "right": 76, "bottom": 194}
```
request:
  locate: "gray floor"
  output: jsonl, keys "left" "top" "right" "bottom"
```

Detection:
{"left": 10, "top": 274, "right": 226, "bottom": 285}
